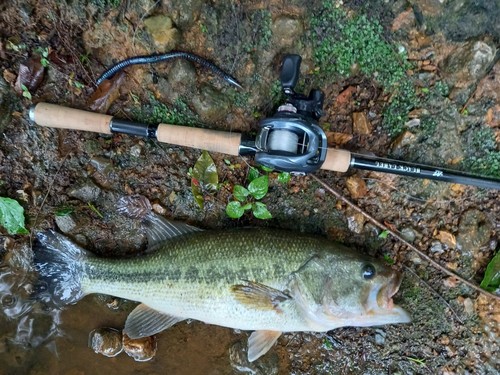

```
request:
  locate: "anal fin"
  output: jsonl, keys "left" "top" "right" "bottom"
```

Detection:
{"left": 248, "top": 330, "right": 282, "bottom": 362}
{"left": 124, "top": 303, "right": 184, "bottom": 339}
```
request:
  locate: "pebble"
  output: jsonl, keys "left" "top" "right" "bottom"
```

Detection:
{"left": 69, "top": 181, "right": 101, "bottom": 203}
{"left": 430, "top": 241, "right": 444, "bottom": 254}
{"left": 55, "top": 214, "right": 77, "bottom": 234}
{"left": 347, "top": 212, "right": 365, "bottom": 234}
{"left": 122, "top": 332, "right": 157, "bottom": 362}
{"left": 89, "top": 328, "right": 123, "bottom": 358}
{"left": 352, "top": 112, "right": 372, "bottom": 135}
{"left": 374, "top": 329, "right": 386, "bottom": 346}
{"left": 400, "top": 227, "right": 417, "bottom": 243}
{"left": 345, "top": 176, "right": 367, "bottom": 199}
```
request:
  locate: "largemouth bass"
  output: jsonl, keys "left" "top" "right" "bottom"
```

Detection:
{"left": 34, "top": 211, "right": 410, "bottom": 362}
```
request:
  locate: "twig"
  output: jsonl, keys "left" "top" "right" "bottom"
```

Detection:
{"left": 310, "top": 174, "right": 500, "bottom": 302}
{"left": 403, "top": 265, "right": 464, "bottom": 325}
{"left": 30, "top": 153, "right": 69, "bottom": 248}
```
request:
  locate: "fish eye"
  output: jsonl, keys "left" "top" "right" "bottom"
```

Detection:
{"left": 362, "top": 264, "right": 376, "bottom": 280}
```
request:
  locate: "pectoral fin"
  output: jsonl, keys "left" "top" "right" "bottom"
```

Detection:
{"left": 247, "top": 330, "right": 282, "bottom": 362}
{"left": 124, "top": 303, "right": 184, "bottom": 339}
{"left": 231, "top": 280, "right": 291, "bottom": 312}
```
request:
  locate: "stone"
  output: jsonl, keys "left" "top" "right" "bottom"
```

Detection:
{"left": 430, "top": 240, "right": 444, "bottom": 254}
{"left": 55, "top": 215, "right": 77, "bottom": 234}
{"left": 68, "top": 181, "right": 101, "bottom": 202}
{"left": 271, "top": 16, "right": 303, "bottom": 48}
{"left": 168, "top": 59, "right": 196, "bottom": 92}
{"left": 374, "top": 329, "right": 386, "bottom": 346}
{"left": 345, "top": 176, "right": 367, "bottom": 199}
{"left": 122, "top": 333, "right": 157, "bottom": 362}
{"left": 347, "top": 212, "right": 365, "bottom": 234}
{"left": 400, "top": 227, "right": 417, "bottom": 243}
{"left": 89, "top": 328, "right": 123, "bottom": 358}
{"left": 440, "top": 38, "right": 497, "bottom": 103}
{"left": 436, "top": 230, "right": 456, "bottom": 249}
{"left": 191, "top": 85, "right": 229, "bottom": 123}
{"left": 456, "top": 209, "right": 492, "bottom": 253}
{"left": 144, "top": 15, "right": 181, "bottom": 52}
{"left": 391, "top": 130, "right": 417, "bottom": 152}
{"left": 352, "top": 112, "right": 372, "bottom": 135}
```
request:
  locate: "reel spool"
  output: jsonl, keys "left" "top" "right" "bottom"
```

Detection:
{"left": 253, "top": 55, "right": 328, "bottom": 173}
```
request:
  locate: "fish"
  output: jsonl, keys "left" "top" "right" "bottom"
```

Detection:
{"left": 33, "top": 208, "right": 410, "bottom": 362}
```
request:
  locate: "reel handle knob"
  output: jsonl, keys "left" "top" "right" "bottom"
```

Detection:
{"left": 280, "top": 54, "right": 301, "bottom": 95}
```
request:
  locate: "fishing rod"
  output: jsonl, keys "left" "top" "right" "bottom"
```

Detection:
{"left": 29, "top": 54, "right": 500, "bottom": 190}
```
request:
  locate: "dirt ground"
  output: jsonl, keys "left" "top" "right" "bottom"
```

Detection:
{"left": 0, "top": 0, "right": 499, "bottom": 374}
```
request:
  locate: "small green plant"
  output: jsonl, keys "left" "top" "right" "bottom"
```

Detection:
{"left": 55, "top": 206, "right": 74, "bottom": 217}
{"left": 383, "top": 253, "right": 395, "bottom": 265}
{"left": 226, "top": 175, "right": 272, "bottom": 220}
{"left": 20, "top": 84, "right": 32, "bottom": 100}
{"left": 133, "top": 94, "right": 201, "bottom": 127}
{"left": 310, "top": 1, "right": 418, "bottom": 136}
{"left": 87, "top": 202, "right": 104, "bottom": 219}
{"left": 0, "top": 197, "right": 29, "bottom": 235}
{"left": 480, "top": 250, "right": 499, "bottom": 293}
{"left": 190, "top": 151, "right": 219, "bottom": 209}
{"left": 35, "top": 47, "right": 50, "bottom": 67}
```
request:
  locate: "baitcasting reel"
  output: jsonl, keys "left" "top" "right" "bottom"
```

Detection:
{"left": 251, "top": 55, "right": 328, "bottom": 173}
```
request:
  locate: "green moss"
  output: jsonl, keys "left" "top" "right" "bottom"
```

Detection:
{"left": 310, "top": 1, "right": 418, "bottom": 136}
{"left": 133, "top": 94, "right": 201, "bottom": 127}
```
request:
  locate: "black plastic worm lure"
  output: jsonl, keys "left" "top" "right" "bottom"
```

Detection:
{"left": 95, "top": 51, "right": 242, "bottom": 89}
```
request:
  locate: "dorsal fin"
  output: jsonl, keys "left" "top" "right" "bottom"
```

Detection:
{"left": 143, "top": 213, "right": 203, "bottom": 248}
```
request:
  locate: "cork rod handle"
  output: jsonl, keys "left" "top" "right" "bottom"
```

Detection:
{"left": 29, "top": 103, "right": 113, "bottom": 134}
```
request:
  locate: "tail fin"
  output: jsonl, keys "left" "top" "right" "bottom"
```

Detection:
{"left": 33, "top": 231, "right": 89, "bottom": 307}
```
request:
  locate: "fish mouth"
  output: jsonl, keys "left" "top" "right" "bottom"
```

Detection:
{"left": 370, "top": 270, "right": 411, "bottom": 324}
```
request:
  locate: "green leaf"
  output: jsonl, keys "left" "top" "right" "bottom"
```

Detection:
{"left": 247, "top": 167, "right": 260, "bottom": 182}
{"left": 480, "top": 251, "right": 500, "bottom": 293}
{"left": 248, "top": 175, "right": 269, "bottom": 200}
{"left": 383, "top": 254, "right": 395, "bottom": 265}
{"left": 55, "top": 207, "right": 74, "bottom": 217}
{"left": 242, "top": 203, "right": 252, "bottom": 210}
{"left": 233, "top": 185, "right": 250, "bottom": 202}
{"left": 252, "top": 202, "right": 272, "bottom": 220}
{"left": 226, "top": 201, "right": 244, "bottom": 219}
{"left": 260, "top": 165, "right": 274, "bottom": 172}
{"left": 278, "top": 172, "right": 291, "bottom": 184}
{"left": 378, "top": 229, "right": 390, "bottom": 239}
{"left": 191, "top": 151, "right": 219, "bottom": 209}
{"left": 0, "top": 197, "right": 29, "bottom": 235}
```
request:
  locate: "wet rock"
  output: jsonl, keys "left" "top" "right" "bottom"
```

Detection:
{"left": 144, "top": 15, "right": 181, "bottom": 52}
{"left": 168, "top": 59, "right": 196, "bottom": 93}
{"left": 391, "top": 130, "right": 417, "bottom": 152}
{"left": 54, "top": 214, "right": 77, "bottom": 234}
{"left": 374, "top": 329, "right": 386, "bottom": 346}
{"left": 89, "top": 328, "right": 123, "bottom": 358}
{"left": 167, "top": 0, "right": 203, "bottom": 29}
{"left": 456, "top": 209, "right": 492, "bottom": 253}
{"left": 405, "top": 118, "right": 421, "bottom": 128}
{"left": 229, "top": 340, "right": 279, "bottom": 375}
{"left": 440, "top": 39, "right": 497, "bottom": 103}
{"left": 430, "top": 241, "right": 444, "bottom": 254}
{"left": 191, "top": 85, "right": 229, "bottom": 123}
{"left": 400, "top": 227, "right": 417, "bottom": 243}
{"left": 122, "top": 333, "right": 157, "bottom": 362}
{"left": 352, "top": 112, "right": 372, "bottom": 135}
{"left": 485, "top": 105, "right": 500, "bottom": 128}
{"left": 345, "top": 176, "right": 367, "bottom": 199}
{"left": 271, "top": 16, "right": 303, "bottom": 48}
{"left": 68, "top": 181, "right": 101, "bottom": 202}
{"left": 347, "top": 212, "right": 365, "bottom": 234}
{"left": 436, "top": 230, "right": 456, "bottom": 249}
